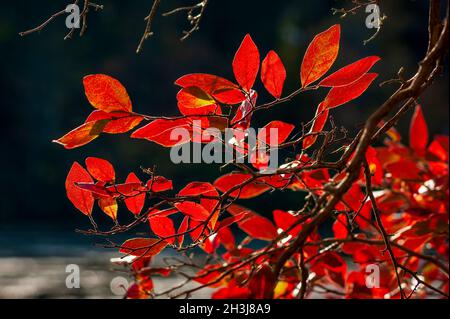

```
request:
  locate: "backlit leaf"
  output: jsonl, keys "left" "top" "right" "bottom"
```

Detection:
{"left": 301, "top": 25, "right": 341, "bottom": 87}
{"left": 83, "top": 74, "right": 132, "bottom": 113}
{"left": 54, "top": 120, "right": 108, "bottom": 149}
{"left": 410, "top": 105, "right": 429, "bottom": 156}
{"left": 233, "top": 34, "right": 260, "bottom": 92}
{"left": 65, "top": 162, "right": 95, "bottom": 216}
{"left": 320, "top": 56, "right": 381, "bottom": 87}
{"left": 323, "top": 73, "right": 378, "bottom": 109}
{"left": 85, "top": 157, "right": 115, "bottom": 183}
{"left": 149, "top": 216, "right": 176, "bottom": 244}
{"left": 175, "top": 201, "right": 211, "bottom": 221}
{"left": 119, "top": 238, "right": 168, "bottom": 258}
{"left": 261, "top": 51, "right": 286, "bottom": 99}
{"left": 214, "top": 173, "right": 270, "bottom": 199}
{"left": 124, "top": 173, "right": 146, "bottom": 215}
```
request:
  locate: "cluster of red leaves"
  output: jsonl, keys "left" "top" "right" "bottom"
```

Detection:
{"left": 58, "top": 25, "right": 448, "bottom": 299}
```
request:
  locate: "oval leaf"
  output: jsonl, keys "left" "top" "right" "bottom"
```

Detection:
{"left": 301, "top": 24, "right": 341, "bottom": 87}
{"left": 233, "top": 34, "right": 260, "bottom": 92}
{"left": 83, "top": 74, "right": 132, "bottom": 113}
{"left": 261, "top": 51, "right": 286, "bottom": 99}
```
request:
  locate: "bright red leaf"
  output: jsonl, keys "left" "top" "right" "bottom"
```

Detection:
{"left": 233, "top": 34, "right": 260, "bottom": 92}
{"left": 124, "top": 173, "right": 146, "bottom": 215}
{"left": 149, "top": 216, "right": 176, "bottom": 245}
{"left": 261, "top": 50, "right": 286, "bottom": 99}
{"left": 323, "top": 73, "right": 378, "bottom": 109}
{"left": 303, "top": 103, "right": 329, "bottom": 149}
{"left": 320, "top": 56, "right": 381, "bottom": 87}
{"left": 175, "top": 201, "right": 211, "bottom": 221}
{"left": 175, "top": 73, "right": 245, "bottom": 105}
{"left": 410, "top": 105, "right": 429, "bottom": 156}
{"left": 214, "top": 173, "right": 270, "bottom": 199}
{"left": 65, "top": 162, "right": 95, "bottom": 216}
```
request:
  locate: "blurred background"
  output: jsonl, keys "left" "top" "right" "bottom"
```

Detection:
{"left": 0, "top": 0, "right": 448, "bottom": 298}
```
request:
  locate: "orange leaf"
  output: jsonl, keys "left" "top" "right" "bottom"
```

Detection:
{"left": 261, "top": 50, "right": 286, "bottom": 99}
{"left": 320, "top": 56, "right": 381, "bottom": 87}
{"left": 65, "top": 162, "right": 95, "bottom": 216}
{"left": 301, "top": 24, "right": 341, "bottom": 87}
{"left": 85, "top": 110, "right": 143, "bottom": 134}
{"left": 233, "top": 34, "right": 260, "bottom": 92}
{"left": 53, "top": 120, "right": 108, "bottom": 149}
{"left": 85, "top": 157, "right": 115, "bottom": 183}
{"left": 323, "top": 73, "right": 378, "bottom": 109}
{"left": 98, "top": 197, "right": 118, "bottom": 221}
{"left": 83, "top": 74, "right": 132, "bottom": 113}
{"left": 119, "top": 238, "right": 168, "bottom": 258}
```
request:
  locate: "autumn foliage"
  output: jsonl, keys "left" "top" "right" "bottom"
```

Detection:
{"left": 56, "top": 24, "right": 449, "bottom": 299}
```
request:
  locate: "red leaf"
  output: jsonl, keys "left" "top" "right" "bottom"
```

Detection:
{"left": 175, "top": 201, "right": 210, "bottom": 221}
{"left": 214, "top": 173, "right": 270, "bottom": 199}
{"left": 428, "top": 136, "right": 449, "bottom": 162}
{"left": 175, "top": 73, "right": 245, "bottom": 105}
{"left": 65, "top": 162, "right": 95, "bottom": 216}
{"left": 85, "top": 110, "right": 143, "bottom": 134}
{"left": 178, "top": 182, "right": 219, "bottom": 213}
{"left": 85, "top": 157, "right": 115, "bottom": 183}
{"left": 149, "top": 216, "right": 176, "bottom": 244}
{"left": 333, "top": 214, "right": 349, "bottom": 239}
{"left": 217, "top": 227, "right": 236, "bottom": 251}
{"left": 83, "top": 74, "right": 132, "bottom": 113}
{"left": 233, "top": 34, "right": 260, "bottom": 92}
{"left": 124, "top": 173, "right": 146, "bottom": 215}
{"left": 273, "top": 210, "right": 302, "bottom": 236}
{"left": 228, "top": 205, "right": 277, "bottom": 241}
{"left": 131, "top": 118, "right": 192, "bottom": 147}
{"left": 98, "top": 197, "right": 118, "bottom": 221}
{"left": 248, "top": 264, "right": 276, "bottom": 299}
{"left": 53, "top": 119, "right": 108, "bottom": 149}
{"left": 119, "top": 238, "right": 168, "bottom": 258}
{"left": 147, "top": 176, "right": 173, "bottom": 193}
{"left": 319, "top": 56, "right": 381, "bottom": 87}
{"left": 301, "top": 24, "right": 341, "bottom": 87}
{"left": 303, "top": 103, "right": 329, "bottom": 149}
{"left": 386, "top": 159, "right": 421, "bottom": 180}
{"left": 410, "top": 105, "right": 429, "bottom": 156}
{"left": 261, "top": 51, "right": 286, "bottom": 99}
{"left": 258, "top": 121, "right": 295, "bottom": 146}
{"left": 323, "top": 73, "right": 378, "bottom": 109}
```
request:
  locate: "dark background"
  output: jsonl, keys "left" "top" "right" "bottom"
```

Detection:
{"left": 0, "top": 0, "right": 448, "bottom": 231}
